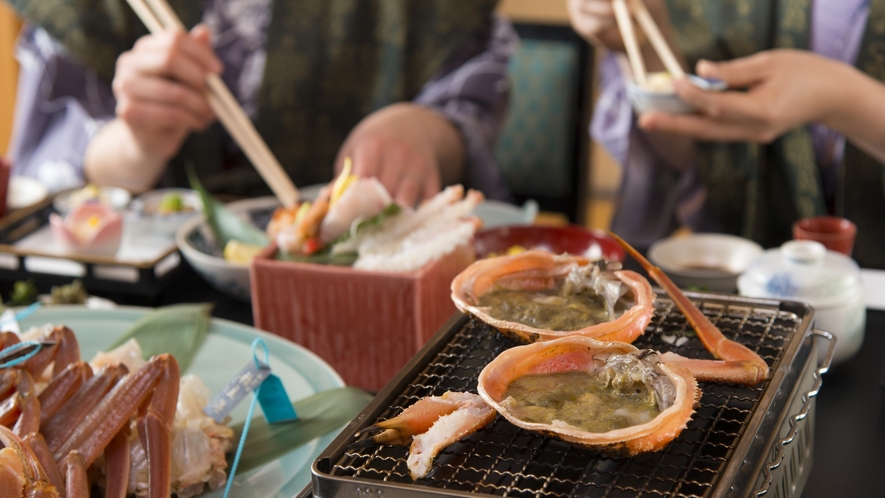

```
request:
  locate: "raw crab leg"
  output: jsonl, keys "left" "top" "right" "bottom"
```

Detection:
{"left": 21, "top": 326, "right": 81, "bottom": 381}
{"left": 53, "top": 354, "right": 179, "bottom": 498}
{"left": 42, "top": 364, "right": 128, "bottom": 453}
{"left": 609, "top": 233, "right": 769, "bottom": 385}
{"left": 37, "top": 363, "right": 93, "bottom": 424}
{"left": 0, "top": 370, "right": 40, "bottom": 435}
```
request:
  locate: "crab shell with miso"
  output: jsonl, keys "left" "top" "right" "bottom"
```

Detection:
{"left": 477, "top": 335, "right": 699, "bottom": 455}
{"left": 451, "top": 250, "right": 655, "bottom": 343}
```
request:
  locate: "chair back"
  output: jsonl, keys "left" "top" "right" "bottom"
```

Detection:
{"left": 495, "top": 23, "right": 593, "bottom": 222}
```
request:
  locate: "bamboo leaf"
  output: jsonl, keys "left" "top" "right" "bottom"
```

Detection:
{"left": 229, "top": 387, "right": 374, "bottom": 473}
{"left": 108, "top": 303, "right": 212, "bottom": 373}
{"left": 187, "top": 166, "right": 269, "bottom": 248}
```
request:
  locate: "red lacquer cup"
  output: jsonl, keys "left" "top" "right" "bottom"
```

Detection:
{"left": 0, "top": 157, "right": 10, "bottom": 218}
{"left": 792, "top": 216, "right": 857, "bottom": 256}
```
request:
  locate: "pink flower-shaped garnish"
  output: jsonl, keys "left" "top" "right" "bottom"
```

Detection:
{"left": 50, "top": 203, "right": 123, "bottom": 256}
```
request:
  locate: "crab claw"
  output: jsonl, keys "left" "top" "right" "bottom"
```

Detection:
{"left": 357, "top": 392, "right": 480, "bottom": 446}
{"left": 608, "top": 232, "right": 769, "bottom": 385}
{"left": 0, "top": 425, "right": 60, "bottom": 497}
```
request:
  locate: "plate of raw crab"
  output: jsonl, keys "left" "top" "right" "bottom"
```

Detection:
{"left": 0, "top": 305, "right": 343, "bottom": 497}
{"left": 356, "top": 234, "right": 779, "bottom": 480}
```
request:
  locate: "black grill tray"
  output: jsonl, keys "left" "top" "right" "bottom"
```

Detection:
{"left": 310, "top": 293, "right": 817, "bottom": 498}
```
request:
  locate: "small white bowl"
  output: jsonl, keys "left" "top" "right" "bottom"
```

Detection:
{"left": 131, "top": 188, "right": 202, "bottom": 237}
{"left": 627, "top": 74, "right": 727, "bottom": 115}
{"left": 176, "top": 196, "right": 280, "bottom": 302}
{"left": 648, "top": 234, "right": 764, "bottom": 293}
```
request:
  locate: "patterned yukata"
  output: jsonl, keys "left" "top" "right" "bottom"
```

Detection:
{"left": 594, "top": 0, "right": 885, "bottom": 269}
{"left": 7, "top": 0, "right": 516, "bottom": 201}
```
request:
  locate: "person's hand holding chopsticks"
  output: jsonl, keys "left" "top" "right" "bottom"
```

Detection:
{"left": 567, "top": 0, "right": 679, "bottom": 73}
{"left": 84, "top": 25, "right": 222, "bottom": 192}
{"left": 637, "top": 50, "right": 885, "bottom": 163}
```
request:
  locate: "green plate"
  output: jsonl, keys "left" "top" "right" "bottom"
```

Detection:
{"left": 19, "top": 305, "right": 344, "bottom": 497}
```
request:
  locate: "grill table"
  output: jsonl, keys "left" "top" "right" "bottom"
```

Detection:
{"left": 307, "top": 293, "right": 833, "bottom": 498}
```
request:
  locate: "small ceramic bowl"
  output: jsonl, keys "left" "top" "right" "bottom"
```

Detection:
{"left": 648, "top": 234, "right": 764, "bottom": 293}
{"left": 737, "top": 240, "right": 865, "bottom": 365}
{"left": 132, "top": 188, "right": 202, "bottom": 237}
{"left": 627, "top": 73, "right": 728, "bottom": 115}
{"left": 53, "top": 185, "right": 131, "bottom": 215}
{"left": 473, "top": 225, "right": 625, "bottom": 262}
{"left": 176, "top": 197, "right": 279, "bottom": 302}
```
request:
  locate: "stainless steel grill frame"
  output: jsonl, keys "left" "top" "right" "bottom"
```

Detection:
{"left": 310, "top": 293, "right": 832, "bottom": 498}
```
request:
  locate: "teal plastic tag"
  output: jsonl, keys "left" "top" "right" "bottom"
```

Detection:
{"left": 256, "top": 373, "right": 298, "bottom": 424}
{"left": 203, "top": 359, "right": 271, "bottom": 423}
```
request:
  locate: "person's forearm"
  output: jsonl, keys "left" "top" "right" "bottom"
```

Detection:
{"left": 823, "top": 66, "right": 885, "bottom": 163}
{"left": 83, "top": 119, "right": 168, "bottom": 193}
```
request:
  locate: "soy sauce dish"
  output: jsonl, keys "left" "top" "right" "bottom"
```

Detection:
{"left": 627, "top": 72, "right": 728, "bottom": 115}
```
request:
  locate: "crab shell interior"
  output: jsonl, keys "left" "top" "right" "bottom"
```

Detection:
{"left": 477, "top": 336, "right": 698, "bottom": 455}
{"left": 450, "top": 250, "right": 655, "bottom": 343}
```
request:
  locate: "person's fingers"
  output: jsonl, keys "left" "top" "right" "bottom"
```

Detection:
{"left": 421, "top": 167, "right": 441, "bottom": 203}
{"left": 186, "top": 25, "right": 223, "bottom": 72}
{"left": 116, "top": 96, "right": 206, "bottom": 132}
{"left": 673, "top": 79, "right": 759, "bottom": 121}
{"left": 350, "top": 139, "right": 384, "bottom": 180}
{"left": 128, "top": 32, "right": 219, "bottom": 89}
{"left": 393, "top": 174, "right": 421, "bottom": 208}
{"left": 113, "top": 75, "right": 215, "bottom": 126}
{"left": 696, "top": 55, "right": 769, "bottom": 89}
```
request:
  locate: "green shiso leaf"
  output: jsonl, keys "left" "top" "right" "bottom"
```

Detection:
{"left": 107, "top": 303, "right": 212, "bottom": 373}
{"left": 229, "top": 386, "right": 374, "bottom": 473}
{"left": 187, "top": 165, "right": 269, "bottom": 249}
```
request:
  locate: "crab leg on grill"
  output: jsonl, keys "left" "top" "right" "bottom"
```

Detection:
{"left": 609, "top": 232, "right": 769, "bottom": 385}
{"left": 358, "top": 392, "right": 495, "bottom": 479}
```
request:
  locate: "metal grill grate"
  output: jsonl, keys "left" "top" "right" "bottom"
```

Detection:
{"left": 321, "top": 296, "right": 809, "bottom": 498}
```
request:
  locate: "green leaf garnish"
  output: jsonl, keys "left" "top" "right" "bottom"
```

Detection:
{"left": 229, "top": 386, "right": 374, "bottom": 473}
{"left": 187, "top": 165, "right": 269, "bottom": 249}
{"left": 107, "top": 303, "right": 212, "bottom": 373}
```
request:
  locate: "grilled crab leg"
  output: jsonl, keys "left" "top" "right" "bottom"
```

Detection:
{"left": 609, "top": 233, "right": 770, "bottom": 385}
{"left": 358, "top": 392, "right": 496, "bottom": 479}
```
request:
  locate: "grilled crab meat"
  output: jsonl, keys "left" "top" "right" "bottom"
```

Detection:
{"left": 451, "top": 250, "right": 655, "bottom": 344}
{"left": 478, "top": 336, "right": 698, "bottom": 455}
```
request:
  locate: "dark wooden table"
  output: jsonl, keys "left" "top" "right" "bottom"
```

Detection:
{"left": 802, "top": 309, "right": 885, "bottom": 498}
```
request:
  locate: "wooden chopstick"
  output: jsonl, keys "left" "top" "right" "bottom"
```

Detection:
{"left": 611, "top": 0, "right": 647, "bottom": 86}
{"left": 629, "top": 0, "right": 686, "bottom": 79}
{"left": 125, "top": 0, "right": 300, "bottom": 208}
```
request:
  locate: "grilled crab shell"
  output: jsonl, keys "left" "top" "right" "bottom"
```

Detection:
{"left": 477, "top": 336, "right": 699, "bottom": 455}
{"left": 451, "top": 250, "right": 655, "bottom": 344}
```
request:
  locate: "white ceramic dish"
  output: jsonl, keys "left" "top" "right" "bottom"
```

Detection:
{"left": 627, "top": 74, "right": 728, "bottom": 115}
{"left": 131, "top": 188, "right": 202, "bottom": 237}
{"left": 8, "top": 176, "right": 50, "bottom": 210}
{"left": 648, "top": 233, "right": 764, "bottom": 293}
{"left": 53, "top": 185, "right": 131, "bottom": 214}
